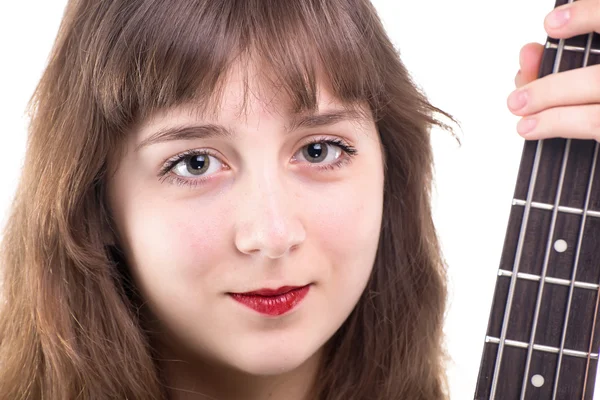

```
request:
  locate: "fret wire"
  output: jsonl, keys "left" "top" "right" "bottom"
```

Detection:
{"left": 485, "top": 336, "right": 599, "bottom": 359}
{"left": 497, "top": 269, "right": 600, "bottom": 291}
{"left": 553, "top": 34, "right": 596, "bottom": 400}
{"left": 511, "top": 198, "right": 600, "bottom": 217}
{"left": 519, "top": 32, "right": 572, "bottom": 400}
{"left": 547, "top": 42, "right": 600, "bottom": 56}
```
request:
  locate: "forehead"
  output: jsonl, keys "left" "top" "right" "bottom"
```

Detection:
{"left": 200, "top": 59, "right": 356, "bottom": 121}
{"left": 140, "top": 59, "right": 371, "bottom": 129}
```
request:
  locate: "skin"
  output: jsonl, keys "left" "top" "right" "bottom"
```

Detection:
{"left": 106, "top": 61, "right": 384, "bottom": 400}
{"left": 104, "top": 2, "right": 598, "bottom": 398}
{"left": 509, "top": 0, "right": 600, "bottom": 142}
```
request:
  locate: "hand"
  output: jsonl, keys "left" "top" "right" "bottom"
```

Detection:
{"left": 507, "top": 0, "right": 600, "bottom": 142}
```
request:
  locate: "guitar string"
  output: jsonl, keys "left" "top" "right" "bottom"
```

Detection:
{"left": 579, "top": 144, "right": 600, "bottom": 399}
{"left": 488, "top": 81, "right": 551, "bottom": 399}
{"left": 582, "top": 242, "right": 600, "bottom": 399}
{"left": 518, "top": 41, "right": 571, "bottom": 399}
{"left": 488, "top": 126, "right": 545, "bottom": 398}
{"left": 551, "top": 32, "right": 595, "bottom": 400}
{"left": 488, "top": 1, "right": 574, "bottom": 396}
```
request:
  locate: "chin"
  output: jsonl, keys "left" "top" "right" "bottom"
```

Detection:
{"left": 228, "top": 343, "right": 320, "bottom": 376}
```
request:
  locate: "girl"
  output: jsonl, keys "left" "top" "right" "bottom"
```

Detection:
{"left": 0, "top": 0, "right": 596, "bottom": 399}
{"left": 0, "top": 1, "right": 451, "bottom": 398}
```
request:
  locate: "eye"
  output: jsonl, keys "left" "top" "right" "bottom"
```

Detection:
{"left": 294, "top": 140, "right": 351, "bottom": 165}
{"left": 171, "top": 152, "right": 224, "bottom": 178}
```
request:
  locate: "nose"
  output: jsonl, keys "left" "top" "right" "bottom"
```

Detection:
{"left": 234, "top": 173, "right": 306, "bottom": 259}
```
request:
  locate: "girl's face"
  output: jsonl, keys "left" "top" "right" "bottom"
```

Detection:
{"left": 107, "top": 63, "right": 385, "bottom": 377}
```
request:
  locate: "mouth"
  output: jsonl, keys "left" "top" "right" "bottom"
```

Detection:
{"left": 228, "top": 284, "right": 311, "bottom": 316}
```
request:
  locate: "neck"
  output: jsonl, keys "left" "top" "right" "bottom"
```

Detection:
{"left": 158, "top": 344, "right": 323, "bottom": 400}
{"left": 474, "top": 3, "right": 600, "bottom": 397}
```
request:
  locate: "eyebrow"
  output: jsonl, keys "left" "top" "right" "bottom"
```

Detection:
{"left": 135, "top": 109, "right": 366, "bottom": 152}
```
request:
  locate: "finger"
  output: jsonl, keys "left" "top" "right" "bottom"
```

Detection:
{"left": 516, "top": 104, "right": 600, "bottom": 142}
{"left": 515, "top": 69, "right": 524, "bottom": 88}
{"left": 544, "top": 0, "right": 600, "bottom": 39}
{"left": 507, "top": 63, "right": 600, "bottom": 116}
{"left": 515, "top": 43, "right": 545, "bottom": 88}
{"left": 518, "top": 43, "right": 544, "bottom": 85}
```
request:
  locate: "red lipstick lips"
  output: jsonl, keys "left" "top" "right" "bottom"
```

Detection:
{"left": 230, "top": 285, "right": 310, "bottom": 316}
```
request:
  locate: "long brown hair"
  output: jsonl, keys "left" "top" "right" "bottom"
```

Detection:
{"left": 0, "top": 0, "right": 452, "bottom": 398}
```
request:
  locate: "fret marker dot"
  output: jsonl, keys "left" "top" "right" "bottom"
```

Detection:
{"left": 554, "top": 239, "right": 568, "bottom": 253}
{"left": 531, "top": 374, "right": 544, "bottom": 388}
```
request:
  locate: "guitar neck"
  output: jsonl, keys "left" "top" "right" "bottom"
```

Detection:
{"left": 474, "top": 2, "right": 600, "bottom": 399}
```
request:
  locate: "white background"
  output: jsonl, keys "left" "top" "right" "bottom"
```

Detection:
{"left": 0, "top": 1, "right": 556, "bottom": 399}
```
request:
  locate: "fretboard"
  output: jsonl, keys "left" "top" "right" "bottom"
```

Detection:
{"left": 474, "top": 1, "right": 600, "bottom": 399}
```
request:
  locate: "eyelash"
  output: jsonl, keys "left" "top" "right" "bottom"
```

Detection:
{"left": 157, "top": 137, "right": 358, "bottom": 188}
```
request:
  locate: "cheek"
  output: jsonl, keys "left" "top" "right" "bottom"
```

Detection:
{"left": 306, "top": 172, "right": 384, "bottom": 291}
{"left": 301, "top": 173, "right": 384, "bottom": 338}
{"left": 171, "top": 207, "right": 230, "bottom": 265}
{"left": 123, "top": 198, "right": 230, "bottom": 283}
{"left": 310, "top": 176, "right": 384, "bottom": 256}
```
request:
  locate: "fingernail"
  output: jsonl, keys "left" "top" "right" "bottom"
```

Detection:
{"left": 547, "top": 8, "right": 570, "bottom": 29}
{"left": 508, "top": 89, "right": 528, "bottom": 111}
{"left": 517, "top": 118, "right": 537, "bottom": 136}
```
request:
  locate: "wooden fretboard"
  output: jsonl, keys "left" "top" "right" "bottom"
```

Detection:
{"left": 474, "top": 1, "right": 600, "bottom": 399}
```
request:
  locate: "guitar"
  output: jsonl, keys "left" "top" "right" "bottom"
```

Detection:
{"left": 474, "top": 1, "right": 600, "bottom": 399}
